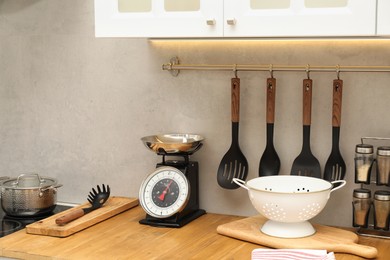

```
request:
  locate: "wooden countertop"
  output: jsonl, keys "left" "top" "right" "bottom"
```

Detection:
{"left": 1, "top": 205, "right": 389, "bottom": 259}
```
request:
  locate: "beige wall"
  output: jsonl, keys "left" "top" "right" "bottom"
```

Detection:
{"left": 1, "top": 0, "right": 390, "bottom": 227}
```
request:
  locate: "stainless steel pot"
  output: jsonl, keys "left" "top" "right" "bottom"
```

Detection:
{"left": 0, "top": 173, "right": 62, "bottom": 217}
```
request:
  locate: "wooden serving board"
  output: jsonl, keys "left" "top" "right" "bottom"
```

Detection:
{"left": 26, "top": 196, "right": 138, "bottom": 237}
{"left": 217, "top": 215, "right": 378, "bottom": 259}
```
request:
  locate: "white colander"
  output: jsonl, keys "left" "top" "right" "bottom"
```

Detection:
{"left": 234, "top": 175, "right": 346, "bottom": 238}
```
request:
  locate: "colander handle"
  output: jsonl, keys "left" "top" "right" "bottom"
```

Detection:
{"left": 330, "top": 180, "right": 346, "bottom": 193}
{"left": 232, "top": 178, "right": 249, "bottom": 190}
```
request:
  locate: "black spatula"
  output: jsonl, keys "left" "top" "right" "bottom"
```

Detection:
{"left": 259, "top": 77, "right": 280, "bottom": 176}
{"left": 217, "top": 77, "right": 248, "bottom": 189}
{"left": 324, "top": 79, "right": 346, "bottom": 181}
{"left": 291, "top": 78, "right": 321, "bottom": 178}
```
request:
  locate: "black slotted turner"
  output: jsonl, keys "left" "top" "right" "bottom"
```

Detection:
{"left": 217, "top": 77, "right": 248, "bottom": 189}
{"left": 291, "top": 78, "right": 321, "bottom": 178}
{"left": 324, "top": 79, "right": 346, "bottom": 181}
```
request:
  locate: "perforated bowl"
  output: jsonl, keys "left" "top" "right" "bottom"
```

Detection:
{"left": 234, "top": 175, "right": 346, "bottom": 238}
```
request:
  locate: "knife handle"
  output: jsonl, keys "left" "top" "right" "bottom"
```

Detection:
{"left": 55, "top": 208, "right": 85, "bottom": 225}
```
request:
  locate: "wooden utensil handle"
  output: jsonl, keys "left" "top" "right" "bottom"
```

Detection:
{"left": 266, "top": 78, "right": 276, "bottom": 124}
{"left": 303, "top": 79, "right": 312, "bottom": 126}
{"left": 332, "top": 79, "right": 343, "bottom": 127}
{"left": 55, "top": 208, "right": 85, "bottom": 225}
{"left": 231, "top": 77, "right": 240, "bottom": 123}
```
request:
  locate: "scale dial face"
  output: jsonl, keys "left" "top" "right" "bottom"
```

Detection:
{"left": 139, "top": 166, "right": 190, "bottom": 218}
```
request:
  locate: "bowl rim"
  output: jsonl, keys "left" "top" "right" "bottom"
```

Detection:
{"left": 246, "top": 175, "right": 333, "bottom": 194}
{"left": 141, "top": 134, "right": 204, "bottom": 144}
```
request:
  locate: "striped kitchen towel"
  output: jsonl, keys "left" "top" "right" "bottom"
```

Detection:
{"left": 252, "top": 249, "right": 336, "bottom": 260}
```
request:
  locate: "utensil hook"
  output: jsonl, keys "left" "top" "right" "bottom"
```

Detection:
{"left": 306, "top": 64, "right": 310, "bottom": 79}
{"left": 269, "top": 64, "right": 274, "bottom": 78}
{"left": 336, "top": 65, "right": 340, "bottom": 80}
{"left": 233, "top": 64, "right": 238, "bottom": 78}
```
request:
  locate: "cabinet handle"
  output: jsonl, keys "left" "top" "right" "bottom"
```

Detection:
{"left": 226, "top": 19, "right": 236, "bottom": 25}
{"left": 206, "top": 19, "right": 216, "bottom": 26}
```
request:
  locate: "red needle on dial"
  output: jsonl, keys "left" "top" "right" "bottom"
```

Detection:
{"left": 158, "top": 180, "right": 173, "bottom": 201}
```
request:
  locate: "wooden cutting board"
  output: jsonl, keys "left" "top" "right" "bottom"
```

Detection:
{"left": 26, "top": 196, "right": 138, "bottom": 237}
{"left": 217, "top": 215, "right": 378, "bottom": 259}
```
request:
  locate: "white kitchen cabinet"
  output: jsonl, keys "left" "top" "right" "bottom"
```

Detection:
{"left": 377, "top": 0, "right": 390, "bottom": 35}
{"left": 94, "top": 0, "right": 223, "bottom": 37}
{"left": 223, "top": 0, "right": 377, "bottom": 37}
{"left": 95, "top": 0, "right": 377, "bottom": 38}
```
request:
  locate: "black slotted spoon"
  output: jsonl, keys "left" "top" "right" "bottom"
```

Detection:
{"left": 324, "top": 79, "right": 346, "bottom": 181}
{"left": 290, "top": 78, "right": 321, "bottom": 178}
{"left": 217, "top": 77, "right": 248, "bottom": 189}
{"left": 259, "top": 77, "right": 281, "bottom": 176}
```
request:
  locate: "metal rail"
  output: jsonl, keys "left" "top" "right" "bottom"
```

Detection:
{"left": 162, "top": 57, "right": 390, "bottom": 77}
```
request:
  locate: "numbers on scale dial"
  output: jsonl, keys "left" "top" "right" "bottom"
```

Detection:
{"left": 141, "top": 167, "right": 189, "bottom": 218}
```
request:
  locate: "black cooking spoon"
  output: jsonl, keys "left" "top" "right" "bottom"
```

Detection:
{"left": 291, "top": 79, "right": 321, "bottom": 178}
{"left": 259, "top": 77, "right": 280, "bottom": 176}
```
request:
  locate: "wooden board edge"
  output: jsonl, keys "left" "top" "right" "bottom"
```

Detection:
{"left": 55, "top": 198, "right": 139, "bottom": 237}
{"left": 216, "top": 216, "right": 378, "bottom": 259}
{"left": 25, "top": 197, "right": 139, "bottom": 237}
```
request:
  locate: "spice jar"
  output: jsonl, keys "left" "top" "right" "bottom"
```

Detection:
{"left": 373, "top": 190, "right": 390, "bottom": 230}
{"left": 352, "top": 188, "right": 371, "bottom": 228}
{"left": 354, "top": 144, "right": 374, "bottom": 184}
{"left": 376, "top": 146, "right": 390, "bottom": 186}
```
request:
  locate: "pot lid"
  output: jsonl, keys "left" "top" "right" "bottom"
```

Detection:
{"left": 1, "top": 173, "right": 57, "bottom": 189}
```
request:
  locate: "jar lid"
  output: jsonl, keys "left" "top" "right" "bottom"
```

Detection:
{"left": 353, "top": 188, "right": 371, "bottom": 199}
{"left": 377, "top": 146, "right": 390, "bottom": 156}
{"left": 355, "top": 144, "right": 374, "bottom": 154}
{"left": 374, "top": 190, "right": 390, "bottom": 201}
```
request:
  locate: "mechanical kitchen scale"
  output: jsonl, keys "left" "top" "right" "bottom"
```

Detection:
{"left": 139, "top": 134, "right": 206, "bottom": 228}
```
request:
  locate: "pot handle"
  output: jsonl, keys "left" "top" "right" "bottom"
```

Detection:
{"left": 40, "top": 184, "right": 63, "bottom": 192}
{"left": 0, "top": 176, "right": 10, "bottom": 184}
{"left": 39, "top": 184, "right": 63, "bottom": 197}
{"left": 0, "top": 177, "right": 9, "bottom": 199}
{"left": 232, "top": 178, "right": 249, "bottom": 190}
{"left": 330, "top": 180, "right": 346, "bottom": 193}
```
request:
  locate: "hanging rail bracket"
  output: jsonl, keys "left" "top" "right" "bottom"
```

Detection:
{"left": 162, "top": 56, "right": 180, "bottom": 77}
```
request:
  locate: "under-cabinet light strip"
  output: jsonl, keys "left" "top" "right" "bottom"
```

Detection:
{"left": 162, "top": 57, "right": 390, "bottom": 76}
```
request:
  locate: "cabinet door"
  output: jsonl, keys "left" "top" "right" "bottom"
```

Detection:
{"left": 95, "top": 0, "right": 223, "bottom": 37}
{"left": 224, "top": 0, "right": 377, "bottom": 37}
{"left": 377, "top": 0, "right": 390, "bottom": 35}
